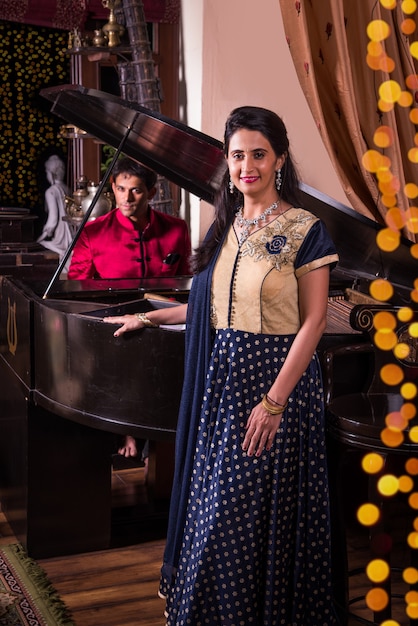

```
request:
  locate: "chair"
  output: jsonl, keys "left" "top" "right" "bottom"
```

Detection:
{"left": 323, "top": 303, "right": 418, "bottom": 625}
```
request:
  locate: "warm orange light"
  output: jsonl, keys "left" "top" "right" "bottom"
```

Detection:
{"left": 379, "top": 0, "right": 396, "bottom": 8}
{"left": 381, "top": 427, "right": 404, "bottom": 447}
{"left": 409, "top": 426, "right": 418, "bottom": 443}
{"left": 366, "top": 559, "right": 390, "bottom": 582}
{"left": 378, "top": 474, "right": 399, "bottom": 496}
{"left": 379, "top": 80, "right": 402, "bottom": 103}
{"left": 404, "top": 0, "right": 418, "bottom": 16}
{"left": 401, "top": 403, "right": 417, "bottom": 420}
{"left": 367, "top": 19, "right": 391, "bottom": 41}
{"left": 405, "top": 183, "right": 418, "bottom": 198}
{"left": 406, "top": 458, "right": 418, "bottom": 475}
{"left": 357, "top": 503, "right": 380, "bottom": 525}
{"left": 399, "top": 475, "right": 414, "bottom": 493}
{"left": 386, "top": 411, "right": 407, "bottom": 431}
{"left": 404, "top": 567, "right": 418, "bottom": 584}
{"left": 370, "top": 279, "right": 394, "bottom": 301}
{"left": 398, "top": 307, "right": 414, "bottom": 322}
{"left": 407, "top": 76, "right": 418, "bottom": 93}
{"left": 408, "top": 531, "right": 418, "bottom": 548}
{"left": 407, "top": 591, "right": 418, "bottom": 604}
{"left": 362, "top": 452, "right": 385, "bottom": 474}
{"left": 374, "top": 311, "right": 397, "bottom": 330}
{"left": 408, "top": 147, "right": 418, "bottom": 164}
{"left": 366, "top": 587, "right": 389, "bottom": 611}
{"left": 381, "top": 194, "right": 398, "bottom": 208}
{"left": 376, "top": 228, "right": 400, "bottom": 252}
{"left": 394, "top": 342, "right": 410, "bottom": 360}
{"left": 374, "top": 126, "right": 394, "bottom": 148}
{"left": 401, "top": 382, "right": 417, "bottom": 400}
{"left": 375, "top": 329, "right": 398, "bottom": 350}
{"left": 399, "top": 90, "right": 414, "bottom": 107}
{"left": 402, "top": 18, "right": 417, "bottom": 35}
{"left": 386, "top": 207, "right": 406, "bottom": 230}
{"left": 411, "top": 243, "right": 418, "bottom": 259}
{"left": 409, "top": 321, "right": 418, "bottom": 337}
{"left": 362, "top": 149, "right": 386, "bottom": 172}
{"left": 378, "top": 99, "right": 395, "bottom": 113}
{"left": 409, "top": 493, "right": 418, "bottom": 509}
{"left": 380, "top": 363, "right": 404, "bottom": 385}
{"left": 405, "top": 206, "right": 418, "bottom": 232}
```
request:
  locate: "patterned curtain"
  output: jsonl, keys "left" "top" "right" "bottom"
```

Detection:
{"left": 0, "top": 0, "right": 180, "bottom": 29}
{"left": 279, "top": 0, "right": 418, "bottom": 237}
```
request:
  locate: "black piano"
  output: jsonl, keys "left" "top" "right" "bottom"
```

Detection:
{"left": 0, "top": 86, "right": 415, "bottom": 559}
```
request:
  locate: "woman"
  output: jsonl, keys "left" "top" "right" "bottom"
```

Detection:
{"left": 104, "top": 106, "right": 339, "bottom": 625}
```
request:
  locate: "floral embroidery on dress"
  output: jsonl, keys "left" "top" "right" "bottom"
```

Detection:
{"left": 240, "top": 212, "right": 316, "bottom": 271}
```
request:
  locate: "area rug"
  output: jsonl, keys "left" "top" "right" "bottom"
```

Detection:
{"left": 0, "top": 543, "right": 74, "bottom": 625}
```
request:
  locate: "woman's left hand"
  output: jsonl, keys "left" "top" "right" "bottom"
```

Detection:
{"left": 242, "top": 402, "right": 282, "bottom": 457}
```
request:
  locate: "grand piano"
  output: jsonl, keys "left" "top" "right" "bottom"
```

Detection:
{"left": 0, "top": 86, "right": 416, "bottom": 559}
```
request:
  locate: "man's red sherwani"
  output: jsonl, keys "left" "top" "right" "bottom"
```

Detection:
{"left": 68, "top": 207, "right": 191, "bottom": 279}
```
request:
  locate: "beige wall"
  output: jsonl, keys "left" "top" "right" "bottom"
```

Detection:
{"left": 181, "top": 0, "right": 348, "bottom": 242}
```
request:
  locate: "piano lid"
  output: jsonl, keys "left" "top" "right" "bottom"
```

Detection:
{"left": 41, "top": 84, "right": 415, "bottom": 303}
{"left": 40, "top": 84, "right": 227, "bottom": 204}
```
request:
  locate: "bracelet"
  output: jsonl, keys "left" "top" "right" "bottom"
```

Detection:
{"left": 135, "top": 312, "right": 159, "bottom": 327}
{"left": 261, "top": 395, "right": 287, "bottom": 415}
{"left": 266, "top": 394, "right": 287, "bottom": 408}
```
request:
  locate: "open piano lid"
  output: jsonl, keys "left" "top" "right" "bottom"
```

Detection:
{"left": 41, "top": 84, "right": 226, "bottom": 204}
{"left": 41, "top": 84, "right": 415, "bottom": 303}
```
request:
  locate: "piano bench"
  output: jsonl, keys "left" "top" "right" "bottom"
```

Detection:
{"left": 323, "top": 304, "right": 418, "bottom": 626}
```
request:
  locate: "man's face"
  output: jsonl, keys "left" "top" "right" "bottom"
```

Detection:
{"left": 112, "top": 173, "right": 156, "bottom": 222}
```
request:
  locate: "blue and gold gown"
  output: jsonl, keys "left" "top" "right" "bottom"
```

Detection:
{"left": 161, "top": 208, "right": 339, "bottom": 625}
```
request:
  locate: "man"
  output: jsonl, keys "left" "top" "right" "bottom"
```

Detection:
{"left": 68, "top": 157, "right": 192, "bottom": 458}
{"left": 68, "top": 157, "right": 191, "bottom": 280}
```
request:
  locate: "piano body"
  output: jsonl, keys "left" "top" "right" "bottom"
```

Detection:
{"left": 0, "top": 86, "right": 415, "bottom": 558}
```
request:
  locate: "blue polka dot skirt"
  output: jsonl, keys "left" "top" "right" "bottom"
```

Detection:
{"left": 164, "top": 329, "right": 336, "bottom": 625}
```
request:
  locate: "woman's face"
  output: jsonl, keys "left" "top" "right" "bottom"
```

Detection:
{"left": 227, "top": 129, "right": 283, "bottom": 200}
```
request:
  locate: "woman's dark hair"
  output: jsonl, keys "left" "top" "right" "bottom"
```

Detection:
{"left": 111, "top": 156, "right": 157, "bottom": 190}
{"left": 192, "top": 106, "right": 302, "bottom": 273}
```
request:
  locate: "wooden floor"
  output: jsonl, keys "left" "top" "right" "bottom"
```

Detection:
{"left": 0, "top": 460, "right": 415, "bottom": 626}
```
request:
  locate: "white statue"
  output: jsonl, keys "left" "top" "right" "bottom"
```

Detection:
{"left": 37, "top": 155, "right": 73, "bottom": 263}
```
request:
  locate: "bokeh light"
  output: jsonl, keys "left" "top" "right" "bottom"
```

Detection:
{"left": 366, "top": 559, "right": 390, "bottom": 582}
{"left": 406, "top": 458, "right": 418, "bottom": 475}
{"left": 367, "top": 19, "right": 391, "bottom": 41}
{"left": 366, "top": 587, "right": 389, "bottom": 611}
{"left": 380, "top": 363, "right": 404, "bottom": 385}
{"left": 357, "top": 503, "right": 380, "bottom": 525}
{"left": 376, "top": 228, "right": 400, "bottom": 252}
{"left": 404, "top": 567, "right": 418, "bottom": 584}
{"left": 399, "top": 475, "right": 414, "bottom": 492}
{"left": 370, "top": 279, "right": 394, "bottom": 301}
{"left": 381, "top": 427, "right": 405, "bottom": 447}
{"left": 386, "top": 411, "right": 408, "bottom": 431}
{"left": 362, "top": 452, "right": 385, "bottom": 474}
{"left": 378, "top": 474, "right": 399, "bottom": 496}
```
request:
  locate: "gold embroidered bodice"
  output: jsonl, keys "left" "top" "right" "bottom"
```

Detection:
{"left": 210, "top": 208, "right": 338, "bottom": 335}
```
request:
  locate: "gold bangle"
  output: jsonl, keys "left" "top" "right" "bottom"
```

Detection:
{"left": 135, "top": 312, "right": 158, "bottom": 327}
{"left": 261, "top": 395, "right": 287, "bottom": 415}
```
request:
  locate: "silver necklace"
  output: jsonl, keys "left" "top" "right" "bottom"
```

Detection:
{"left": 235, "top": 200, "right": 280, "bottom": 244}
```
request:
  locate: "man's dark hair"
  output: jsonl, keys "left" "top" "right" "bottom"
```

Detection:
{"left": 111, "top": 157, "right": 157, "bottom": 190}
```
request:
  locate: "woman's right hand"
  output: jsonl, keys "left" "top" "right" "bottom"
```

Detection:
{"left": 102, "top": 314, "right": 144, "bottom": 337}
